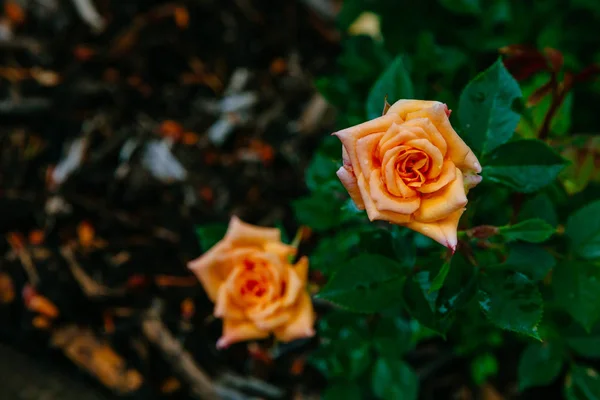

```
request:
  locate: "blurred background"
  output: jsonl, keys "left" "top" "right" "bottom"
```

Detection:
{"left": 1, "top": 0, "right": 600, "bottom": 399}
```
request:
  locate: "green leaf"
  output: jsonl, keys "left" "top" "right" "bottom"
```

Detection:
{"left": 429, "top": 261, "right": 451, "bottom": 293}
{"left": 390, "top": 226, "right": 417, "bottom": 269}
{"left": 478, "top": 272, "right": 543, "bottom": 339}
{"left": 483, "top": 139, "right": 568, "bottom": 193}
{"left": 553, "top": 261, "right": 600, "bottom": 331}
{"left": 565, "top": 365, "right": 600, "bottom": 400}
{"left": 500, "top": 243, "right": 556, "bottom": 281}
{"left": 372, "top": 317, "right": 414, "bottom": 357}
{"left": 498, "top": 219, "right": 555, "bottom": 243}
{"left": 366, "top": 55, "right": 414, "bottom": 120}
{"left": 195, "top": 223, "right": 227, "bottom": 252}
{"left": 566, "top": 200, "right": 600, "bottom": 259}
{"left": 371, "top": 359, "right": 418, "bottom": 400}
{"left": 293, "top": 190, "right": 343, "bottom": 231}
{"left": 518, "top": 342, "right": 564, "bottom": 390}
{"left": 518, "top": 193, "right": 559, "bottom": 227}
{"left": 471, "top": 352, "right": 498, "bottom": 385}
{"left": 439, "top": 0, "right": 482, "bottom": 15}
{"left": 305, "top": 152, "right": 342, "bottom": 192}
{"left": 564, "top": 323, "right": 600, "bottom": 358}
{"left": 318, "top": 254, "right": 406, "bottom": 313}
{"left": 311, "top": 313, "right": 373, "bottom": 379}
{"left": 458, "top": 58, "right": 522, "bottom": 155}
{"left": 324, "top": 381, "right": 363, "bottom": 400}
{"left": 403, "top": 255, "right": 476, "bottom": 336}
{"left": 311, "top": 228, "right": 361, "bottom": 275}
{"left": 273, "top": 221, "right": 290, "bottom": 244}
{"left": 403, "top": 272, "right": 451, "bottom": 336}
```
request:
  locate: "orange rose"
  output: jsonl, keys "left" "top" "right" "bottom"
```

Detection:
{"left": 334, "top": 100, "right": 482, "bottom": 250}
{"left": 188, "top": 217, "right": 315, "bottom": 349}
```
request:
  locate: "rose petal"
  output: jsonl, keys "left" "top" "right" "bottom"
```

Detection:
{"left": 357, "top": 173, "right": 411, "bottom": 223}
{"left": 378, "top": 124, "right": 423, "bottom": 157}
{"left": 402, "top": 118, "right": 447, "bottom": 157}
{"left": 387, "top": 99, "right": 440, "bottom": 118}
{"left": 342, "top": 146, "right": 351, "bottom": 167}
{"left": 405, "top": 103, "right": 481, "bottom": 174}
{"left": 333, "top": 114, "right": 401, "bottom": 175}
{"left": 294, "top": 256, "right": 309, "bottom": 283}
{"left": 336, "top": 166, "right": 365, "bottom": 210}
{"left": 214, "top": 284, "right": 245, "bottom": 319}
{"left": 405, "top": 208, "right": 465, "bottom": 252}
{"left": 404, "top": 138, "right": 443, "bottom": 178}
{"left": 282, "top": 266, "right": 303, "bottom": 307}
{"left": 381, "top": 146, "right": 417, "bottom": 198}
{"left": 369, "top": 170, "right": 420, "bottom": 215}
{"left": 274, "top": 293, "right": 316, "bottom": 342}
{"left": 225, "top": 216, "right": 281, "bottom": 246}
{"left": 463, "top": 172, "right": 483, "bottom": 191}
{"left": 187, "top": 240, "right": 231, "bottom": 301}
{"left": 418, "top": 160, "right": 456, "bottom": 193}
{"left": 355, "top": 131, "right": 384, "bottom": 178}
{"left": 414, "top": 168, "right": 467, "bottom": 222}
{"left": 216, "top": 319, "right": 269, "bottom": 349}
{"left": 248, "top": 300, "right": 281, "bottom": 321}
{"left": 264, "top": 242, "right": 296, "bottom": 261}
{"left": 253, "top": 310, "right": 291, "bottom": 331}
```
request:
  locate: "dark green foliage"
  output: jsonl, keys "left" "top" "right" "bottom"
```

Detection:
{"left": 195, "top": 0, "right": 600, "bottom": 396}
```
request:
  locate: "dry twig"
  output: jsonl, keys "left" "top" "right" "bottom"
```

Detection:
{"left": 142, "top": 301, "right": 252, "bottom": 400}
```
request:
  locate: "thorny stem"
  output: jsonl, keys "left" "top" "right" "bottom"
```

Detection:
{"left": 538, "top": 79, "right": 572, "bottom": 140}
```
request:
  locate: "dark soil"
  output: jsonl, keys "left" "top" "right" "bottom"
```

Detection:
{"left": 0, "top": 0, "right": 339, "bottom": 398}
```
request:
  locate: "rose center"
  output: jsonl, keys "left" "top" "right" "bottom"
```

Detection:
{"left": 394, "top": 150, "right": 429, "bottom": 186}
{"left": 233, "top": 256, "right": 279, "bottom": 304}
{"left": 240, "top": 278, "right": 267, "bottom": 297}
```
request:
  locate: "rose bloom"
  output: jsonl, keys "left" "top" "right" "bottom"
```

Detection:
{"left": 334, "top": 100, "right": 482, "bottom": 250}
{"left": 188, "top": 217, "right": 315, "bottom": 349}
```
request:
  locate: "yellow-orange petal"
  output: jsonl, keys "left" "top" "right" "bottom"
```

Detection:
{"left": 369, "top": 170, "right": 420, "bottom": 215}
{"left": 217, "top": 319, "right": 269, "bottom": 349}
{"left": 464, "top": 172, "right": 483, "bottom": 191}
{"left": 253, "top": 309, "right": 291, "bottom": 331}
{"left": 294, "top": 256, "right": 309, "bottom": 283}
{"left": 404, "top": 138, "right": 443, "bottom": 178}
{"left": 387, "top": 99, "right": 440, "bottom": 118}
{"left": 402, "top": 118, "right": 447, "bottom": 156}
{"left": 282, "top": 266, "right": 303, "bottom": 307}
{"left": 333, "top": 113, "right": 401, "bottom": 173}
{"left": 225, "top": 216, "right": 281, "bottom": 246}
{"left": 187, "top": 240, "right": 230, "bottom": 301}
{"left": 214, "top": 285, "right": 245, "bottom": 319}
{"left": 405, "top": 103, "right": 481, "bottom": 174}
{"left": 264, "top": 242, "right": 296, "bottom": 261}
{"left": 381, "top": 146, "right": 417, "bottom": 198}
{"left": 406, "top": 208, "right": 465, "bottom": 251}
{"left": 355, "top": 131, "right": 384, "bottom": 178}
{"left": 274, "top": 293, "right": 315, "bottom": 342}
{"left": 414, "top": 168, "right": 467, "bottom": 222}
{"left": 418, "top": 160, "right": 456, "bottom": 193}
{"left": 336, "top": 166, "right": 365, "bottom": 210}
{"left": 378, "top": 124, "right": 422, "bottom": 157}
{"left": 357, "top": 173, "right": 411, "bottom": 224}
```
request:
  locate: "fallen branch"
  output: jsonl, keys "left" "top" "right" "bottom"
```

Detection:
{"left": 218, "top": 373, "right": 284, "bottom": 399}
{"left": 6, "top": 234, "right": 40, "bottom": 286}
{"left": 60, "top": 245, "right": 127, "bottom": 298}
{"left": 141, "top": 301, "right": 251, "bottom": 400}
